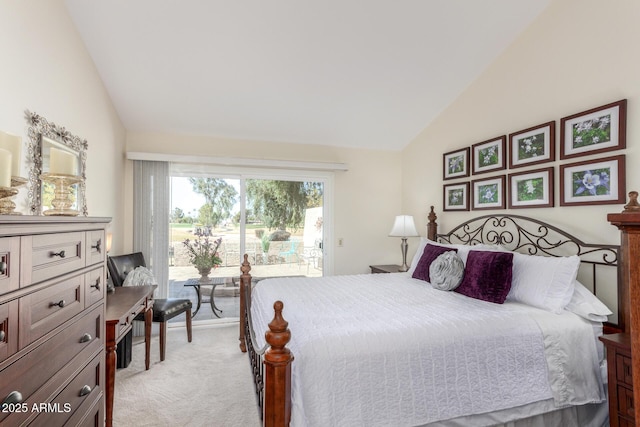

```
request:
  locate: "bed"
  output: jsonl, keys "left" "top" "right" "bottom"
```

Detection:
{"left": 238, "top": 207, "right": 628, "bottom": 427}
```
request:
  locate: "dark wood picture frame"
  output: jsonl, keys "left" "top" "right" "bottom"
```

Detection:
{"left": 443, "top": 182, "right": 470, "bottom": 211}
{"left": 443, "top": 147, "right": 470, "bottom": 180}
{"left": 471, "top": 175, "right": 506, "bottom": 210}
{"left": 472, "top": 136, "right": 506, "bottom": 175}
{"left": 560, "top": 155, "right": 626, "bottom": 206}
{"left": 509, "top": 121, "right": 555, "bottom": 169}
{"left": 508, "top": 167, "right": 554, "bottom": 209}
{"left": 560, "top": 99, "right": 627, "bottom": 160}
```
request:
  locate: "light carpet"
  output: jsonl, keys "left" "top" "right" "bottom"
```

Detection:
{"left": 113, "top": 322, "right": 261, "bottom": 427}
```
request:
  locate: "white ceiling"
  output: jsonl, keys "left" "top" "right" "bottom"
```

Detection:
{"left": 64, "top": 0, "right": 550, "bottom": 151}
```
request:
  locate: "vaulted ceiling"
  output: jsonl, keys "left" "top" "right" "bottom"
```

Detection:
{"left": 65, "top": 0, "right": 550, "bottom": 151}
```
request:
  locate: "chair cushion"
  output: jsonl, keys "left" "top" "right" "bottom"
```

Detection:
{"left": 107, "top": 252, "right": 147, "bottom": 287}
{"left": 134, "top": 298, "right": 192, "bottom": 322}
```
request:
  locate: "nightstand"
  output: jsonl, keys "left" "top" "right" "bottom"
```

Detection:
{"left": 369, "top": 265, "right": 402, "bottom": 274}
{"left": 599, "top": 333, "right": 634, "bottom": 427}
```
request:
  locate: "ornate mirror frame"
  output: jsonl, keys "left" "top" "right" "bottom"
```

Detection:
{"left": 25, "top": 110, "right": 88, "bottom": 215}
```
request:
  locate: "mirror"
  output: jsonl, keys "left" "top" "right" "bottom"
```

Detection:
{"left": 25, "top": 110, "right": 88, "bottom": 215}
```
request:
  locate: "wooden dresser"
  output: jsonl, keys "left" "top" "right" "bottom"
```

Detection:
{"left": 0, "top": 216, "right": 110, "bottom": 426}
{"left": 601, "top": 333, "right": 635, "bottom": 427}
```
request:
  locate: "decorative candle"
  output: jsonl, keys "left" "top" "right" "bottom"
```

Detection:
{"left": 0, "top": 131, "right": 22, "bottom": 177}
{"left": 49, "top": 147, "right": 78, "bottom": 176}
{"left": 0, "top": 148, "right": 12, "bottom": 187}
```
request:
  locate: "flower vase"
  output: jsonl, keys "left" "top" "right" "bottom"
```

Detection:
{"left": 197, "top": 267, "right": 212, "bottom": 283}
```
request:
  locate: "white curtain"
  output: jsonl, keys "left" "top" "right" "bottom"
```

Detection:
{"left": 133, "top": 160, "right": 170, "bottom": 298}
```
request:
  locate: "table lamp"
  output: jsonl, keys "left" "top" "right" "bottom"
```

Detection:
{"left": 389, "top": 215, "right": 419, "bottom": 272}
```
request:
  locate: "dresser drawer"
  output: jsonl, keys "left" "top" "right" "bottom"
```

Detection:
{"left": 85, "top": 267, "right": 105, "bottom": 308}
{"left": 19, "top": 275, "right": 84, "bottom": 348}
{"left": 66, "top": 390, "right": 104, "bottom": 427}
{"left": 0, "top": 304, "right": 102, "bottom": 425}
{"left": 618, "top": 384, "right": 635, "bottom": 420}
{"left": 0, "top": 299, "right": 18, "bottom": 363}
{"left": 0, "top": 236, "right": 19, "bottom": 296}
{"left": 617, "top": 353, "right": 633, "bottom": 387}
{"left": 29, "top": 353, "right": 103, "bottom": 427}
{"left": 22, "top": 232, "right": 85, "bottom": 286}
{"left": 85, "top": 230, "right": 106, "bottom": 267}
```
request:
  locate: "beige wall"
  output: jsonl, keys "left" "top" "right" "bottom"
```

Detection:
{"left": 125, "top": 132, "right": 402, "bottom": 274}
{"left": 403, "top": 0, "right": 639, "bottom": 248}
{"left": 0, "top": 1, "right": 126, "bottom": 250}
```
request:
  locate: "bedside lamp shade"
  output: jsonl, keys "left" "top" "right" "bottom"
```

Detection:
{"left": 389, "top": 215, "right": 419, "bottom": 238}
{"left": 389, "top": 215, "right": 419, "bottom": 272}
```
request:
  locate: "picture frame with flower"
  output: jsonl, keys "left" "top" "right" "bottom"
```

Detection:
{"left": 560, "top": 99, "right": 626, "bottom": 159}
{"left": 443, "top": 182, "right": 469, "bottom": 211}
{"left": 560, "top": 155, "right": 626, "bottom": 206}
{"left": 443, "top": 147, "right": 470, "bottom": 180}
{"left": 508, "top": 167, "right": 554, "bottom": 209}
{"left": 508, "top": 121, "right": 555, "bottom": 169}
{"left": 471, "top": 175, "right": 505, "bottom": 210}
{"left": 472, "top": 136, "right": 506, "bottom": 175}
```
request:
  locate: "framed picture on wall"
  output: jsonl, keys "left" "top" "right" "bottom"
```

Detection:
{"left": 508, "top": 167, "right": 554, "bottom": 209}
{"left": 559, "top": 155, "right": 626, "bottom": 206}
{"left": 443, "top": 182, "right": 470, "bottom": 211}
{"left": 471, "top": 175, "right": 505, "bottom": 210}
{"left": 471, "top": 136, "right": 506, "bottom": 175}
{"left": 443, "top": 147, "right": 470, "bottom": 180}
{"left": 560, "top": 99, "right": 627, "bottom": 159}
{"left": 509, "top": 121, "right": 555, "bottom": 169}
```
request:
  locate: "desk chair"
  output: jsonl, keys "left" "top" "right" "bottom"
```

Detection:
{"left": 107, "top": 252, "right": 192, "bottom": 362}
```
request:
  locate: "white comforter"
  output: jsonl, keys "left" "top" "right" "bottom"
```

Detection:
{"left": 250, "top": 273, "right": 605, "bottom": 427}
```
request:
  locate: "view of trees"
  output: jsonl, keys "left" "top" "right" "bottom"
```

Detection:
{"left": 171, "top": 178, "right": 323, "bottom": 236}
{"left": 188, "top": 178, "right": 238, "bottom": 227}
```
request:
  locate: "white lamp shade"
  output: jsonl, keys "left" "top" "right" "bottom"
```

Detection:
{"left": 389, "top": 215, "right": 419, "bottom": 237}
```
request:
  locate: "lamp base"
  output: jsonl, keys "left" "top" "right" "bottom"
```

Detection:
{"left": 398, "top": 237, "right": 410, "bottom": 273}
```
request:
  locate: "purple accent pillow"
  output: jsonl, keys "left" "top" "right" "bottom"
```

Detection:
{"left": 455, "top": 250, "right": 514, "bottom": 304}
{"left": 412, "top": 244, "right": 458, "bottom": 283}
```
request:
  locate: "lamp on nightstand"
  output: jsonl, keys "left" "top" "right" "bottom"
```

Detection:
{"left": 389, "top": 215, "right": 419, "bottom": 272}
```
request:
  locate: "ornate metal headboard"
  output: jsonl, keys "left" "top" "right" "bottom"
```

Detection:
{"left": 426, "top": 206, "right": 623, "bottom": 332}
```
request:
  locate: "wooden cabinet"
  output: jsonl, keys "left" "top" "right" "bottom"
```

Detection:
{"left": 600, "top": 333, "right": 634, "bottom": 427}
{"left": 0, "top": 216, "right": 110, "bottom": 426}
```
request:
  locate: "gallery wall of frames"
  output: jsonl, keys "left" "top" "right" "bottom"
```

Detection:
{"left": 442, "top": 99, "right": 627, "bottom": 211}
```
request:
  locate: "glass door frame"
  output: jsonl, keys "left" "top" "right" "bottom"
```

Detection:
{"left": 170, "top": 163, "right": 334, "bottom": 276}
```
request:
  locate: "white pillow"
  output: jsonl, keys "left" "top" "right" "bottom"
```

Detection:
{"left": 429, "top": 251, "right": 465, "bottom": 291}
{"left": 565, "top": 280, "right": 612, "bottom": 322}
{"left": 123, "top": 266, "right": 157, "bottom": 287}
{"left": 506, "top": 252, "right": 580, "bottom": 314}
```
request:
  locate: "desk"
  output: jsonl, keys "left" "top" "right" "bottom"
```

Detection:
{"left": 105, "top": 285, "right": 155, "bottom": 427}
{"left": 184, "top": 277, "right": 224, "bottom": 317}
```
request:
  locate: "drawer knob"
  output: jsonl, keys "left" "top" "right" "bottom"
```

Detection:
{"left": 50, "top": 300, "right": 66, "bottom": 308}
{"left": 91, "top": 277, "right": 101, "bottom": 290}
{"left": 2, "top": 391, "right": 23, "bottom": 405}
{"left": 79, "top": 333, "right": 92, "bottom": 343}
{"left": 79, "top": 385, "right": 92, "bottom": 397}
{"left": 0, "top": 261, "right": 6, "bottom": 274}
{"left": 51, "top": 250, "right": 66, "bottom": 258}
{"left": 91, "top": 239, "right": 102, "bottom": 252}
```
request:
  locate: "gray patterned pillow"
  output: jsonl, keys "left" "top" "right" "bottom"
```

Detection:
{"left": 429, "top": 251, "right": 464, "bottom": 291}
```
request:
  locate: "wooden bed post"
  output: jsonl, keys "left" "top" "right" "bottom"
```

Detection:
{"left": 608, "top": 190, "right": 640, "bottom": 421}
{"left": 427, "top": 206, "right": 438, "bottom": 241}
{"left": 239, "top": 254, "right": 251, "bottom": 352}
{"left": 264, "top": 301, "right": 293, "bottom": 427}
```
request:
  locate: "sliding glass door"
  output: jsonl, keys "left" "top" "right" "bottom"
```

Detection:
{"left": 243, "top": 179, "right": 324, "bottom": 279}
{"left": 167, "top": 165, "right": 330, "bottom": 323}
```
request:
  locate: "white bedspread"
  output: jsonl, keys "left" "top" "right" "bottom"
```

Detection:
{"left": 250, "top": 273, "right": 605, "bottom": 427}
